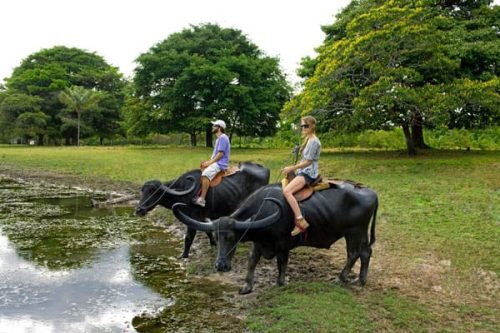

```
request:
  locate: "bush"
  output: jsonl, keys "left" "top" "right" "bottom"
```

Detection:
{"left": 426, "top": 127, "right": 499, "bottom": 150}
{"left": 288, "top": 127, "right": 499, "bottom": 150}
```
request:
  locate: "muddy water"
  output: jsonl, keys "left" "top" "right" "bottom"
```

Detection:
{"left": 0, "top": 176, "right": 244, "bottom": 333}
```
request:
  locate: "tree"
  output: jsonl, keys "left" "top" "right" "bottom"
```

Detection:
{"left": 15, "top": 111, "right": 50, "bottom": 144}
{"left": 133, "top": 23, "right": 291, "bottom": 146}
{"left": 3, "top": 46, "right": 125, "bottom": 145}
{"left": 286, "top": 0, "right": 499, "bottom": 155}
{"left": 58, "top": 86, "right": 100, "bottom": 146}
{"left": 0, "top": 93, "right": 42, "bottom": 143}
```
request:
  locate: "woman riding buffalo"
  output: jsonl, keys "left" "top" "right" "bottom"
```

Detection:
{"left": 282, "top": 116, "right": 321, "bottom": 236}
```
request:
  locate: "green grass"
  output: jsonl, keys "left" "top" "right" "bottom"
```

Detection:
{"left": 365, "top": 290, "right": 436, "bottom": 333}
{"left": 248, "top": 283, "right": 374, "bottom": 333}
{"left": 0, "top": 145, "right": 499, "bottom": 332}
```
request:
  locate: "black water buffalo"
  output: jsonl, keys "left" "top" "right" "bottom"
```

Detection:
{"left": 135, "top": 162, "right": 270, "bottom": 258}
{"left": 172, "top": 181, "right": 378, "bottom": 294}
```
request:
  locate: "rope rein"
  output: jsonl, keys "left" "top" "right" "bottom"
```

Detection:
{"left": 218, "top": 188, "right": 274, "bottom": 258}
{"left": 273, "top": 143, "right": 300, "bottom": 183}
{"left": 137, "top": 176, "right": 182, "bottom": 211}
{"left": 137, "top": 185, "right": 166, "bottom": 211}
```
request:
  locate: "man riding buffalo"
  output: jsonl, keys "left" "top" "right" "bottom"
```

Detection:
{"left": 135, "top": 161, "right": 270, "bottom": 258}
{"left": 172, "top": 180, "right": 378, "bottom": 294}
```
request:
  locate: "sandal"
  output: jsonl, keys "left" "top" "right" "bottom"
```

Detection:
{"left": 291, "top": 216, "right": 309, "bottom": 236}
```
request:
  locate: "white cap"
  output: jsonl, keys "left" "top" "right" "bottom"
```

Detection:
{"left": 211, "top": 119, "right": 226, "bottom": 129}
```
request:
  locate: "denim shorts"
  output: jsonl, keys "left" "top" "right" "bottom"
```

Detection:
{"left": 297, "top": 172, "right": 317, "bottom": 185}
{"left": 202, "top": 163, "right": 222, "bottom": 181}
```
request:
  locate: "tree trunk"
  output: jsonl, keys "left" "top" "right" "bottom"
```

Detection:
{"left": 100, "top": 137, "right": 104, "bottom": 145}
{"left": 37, "top": 134, "right": 44, "bottom": 146}
{"left": 206, "top": 127, "right": 213, "bottom": 148}
{"left": 77, "top": 110, "right": 81, "bottom": 147}
{"left": 402, "top": 125, "right": 417, "bottom": 156}
{"left": 411, "top": 123, "right": 431, "bottom": 149}
{"left": 190, "top": 132, "right": 197, "bottom": 147}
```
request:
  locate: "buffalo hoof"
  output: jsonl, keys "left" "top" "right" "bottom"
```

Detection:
{"left": 335, "top": 277, "right": 349, "bottom": 285}
{"left": 178, "top": 253, "right": 189, "bottom": 259}
{"left": 239, "top": 284, "right": 253, "bottom": 295}
{"left": 350, "top": 277, "right": 367, "bottom": 286}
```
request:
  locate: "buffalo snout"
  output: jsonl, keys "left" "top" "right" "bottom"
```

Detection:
{"left": 134, "top": 207, "right": 147, "bottom": 216}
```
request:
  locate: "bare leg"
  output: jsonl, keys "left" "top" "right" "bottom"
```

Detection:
{"left": 200, "top": 176, "right": 210, "bottom": 200}
{"left": 283, "top": 176, "right": 309, "bottom": 235}
{"left": 283, "top": 176, "right": 306, "bottom": 219}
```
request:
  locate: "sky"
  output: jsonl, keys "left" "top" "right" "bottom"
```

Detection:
{"left": 0, "top": 0, "right": 352, "bottom": 87}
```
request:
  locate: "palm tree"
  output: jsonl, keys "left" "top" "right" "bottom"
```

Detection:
{"left": 59, "top": 86, "right": 100, "bottom": 146}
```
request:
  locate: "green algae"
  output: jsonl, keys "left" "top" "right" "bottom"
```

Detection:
{"left": 0, "top": 175, "right": 246, "bottom": 332}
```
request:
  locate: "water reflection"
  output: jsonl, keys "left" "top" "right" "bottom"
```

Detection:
{"left": 0, "top": 232, "right": 170, "bottom": 332}
{"left": 0, "top": 176, "right": 245, "bottom": 332}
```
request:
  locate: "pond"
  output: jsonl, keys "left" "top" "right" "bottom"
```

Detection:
{"left": 0, "top": 176, "right": 244, "bottom": 332}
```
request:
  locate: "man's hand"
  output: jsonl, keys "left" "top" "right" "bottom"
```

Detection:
{"left": 201, "top": 161, "right": 211, "bottom": 169}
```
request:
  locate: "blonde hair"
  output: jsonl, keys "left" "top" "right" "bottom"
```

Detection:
{"left": 299, "top": 116, "right": 317, "bottom": 154}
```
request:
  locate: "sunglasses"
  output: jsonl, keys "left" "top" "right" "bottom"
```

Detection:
{"left": 300, "top": 124, "right": 310, "bottom": 129}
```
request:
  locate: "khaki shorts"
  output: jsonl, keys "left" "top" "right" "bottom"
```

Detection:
{"left": 202, "top": 163, "right": 222, "bottom": 181}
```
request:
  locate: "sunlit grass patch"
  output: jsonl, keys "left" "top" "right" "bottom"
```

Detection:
{"left": 365, "top": 290, "right": 434, "bottom": 333}
{"left": 247, "top": 282, "right": 374, "bottom": 333}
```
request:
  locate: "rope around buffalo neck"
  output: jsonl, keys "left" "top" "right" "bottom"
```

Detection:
{"left": 217, "top": 188, "right": 273, "bottom": 258}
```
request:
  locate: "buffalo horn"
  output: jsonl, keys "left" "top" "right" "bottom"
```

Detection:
{"left": 234, "top": 197, "right": 283, "bottom": 230}
{"left": 172, "top": 203, "right": 215, "bottom": 232}
{"left": 160, "top": 176, "right": 196, "bottom": 196}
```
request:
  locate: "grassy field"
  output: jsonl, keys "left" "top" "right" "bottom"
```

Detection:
{"left": 0, "top": 145, "right": 498, "bottom": 332}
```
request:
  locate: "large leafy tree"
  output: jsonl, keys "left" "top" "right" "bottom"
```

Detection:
{"left": 2, "top": 46, "right": 125, "bottom": 145}
{"left": 287, "top": 0, "right": 499, "bottom": 155}
{"left": 133, "top": 23, "right": 291, "bottom": 146}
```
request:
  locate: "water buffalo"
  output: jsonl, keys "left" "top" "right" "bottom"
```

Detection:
{"left": 135, "top": 162, "right": 270, "bottom": 258}
{"left": 172, "top": 181, "right": 378, "bottom": 294}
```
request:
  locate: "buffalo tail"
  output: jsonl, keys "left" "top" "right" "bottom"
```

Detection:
{"left": 369, "top": 198, "right": 378, "bottom": 248}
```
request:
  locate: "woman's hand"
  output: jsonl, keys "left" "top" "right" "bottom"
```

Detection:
{"left": 282, "top": 166, "right": 294, "bottom": 175}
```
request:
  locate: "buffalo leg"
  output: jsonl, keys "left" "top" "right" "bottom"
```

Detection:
{"left": 240, "top": 243, "right": 262, "bottom": 294}
{"left": 180, "top": 227, "right": 197, "bottom": 258}
{"left": 206, "top": 231, "right": 217, "bottom": 246}
{"left": 338, "top": 234, "right": 361, "bottom": 283}
{"left": 358, "top": 238, "right": 372, "bottom": 285}
{"left": 276, "top": 250, "right": 289, "bottom": 286}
